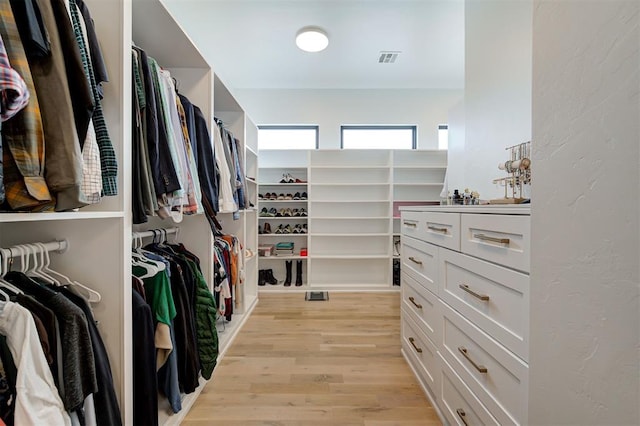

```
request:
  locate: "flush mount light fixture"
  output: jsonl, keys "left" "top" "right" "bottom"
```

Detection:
{"left": 296, "top": 26, "right": 329, "bottom": 52}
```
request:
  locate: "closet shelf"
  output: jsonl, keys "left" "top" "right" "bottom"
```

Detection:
{"left": 310, "top": 183, "right": 390, "bottom": 186}
{"left": 258, "top": 200, "right": 308, "bottom": 203}
{"left": 393, "top": 165, "right": 447, "bottom": 170}
{"left": 312, "top": 233, "right": 389, "bottom": 237}
{"left": 0, "top": 211, "right": 125, "bottom": 223}
{"left": 259, "top": 255, "right": 308, "bottom": 260}
{"left": 312, "top": 216, "right": 389, "bottom": 220}
{"left": 312, "top": 255, "right": 389, "bottom": 259}
{"left": 310, "top": 199, "right": 390, "bottom": 203}
{"left": 259, "top": 217, "right": 307, "bottom": 221}
{"left": 258, "top": 234, "right": 308, "bottom": 237}
{"left": 258, "top": 182, "right": 308, "bottom": 186}
{"left": 393, "top": 182, "right": 444, "bottom": 186}
{"left": 310, "top": 165, "right": 389, "bottom": 170}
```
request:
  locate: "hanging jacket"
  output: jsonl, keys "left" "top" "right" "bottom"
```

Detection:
{"left": 187, "top": 259, "right": 219, "bottom": 379}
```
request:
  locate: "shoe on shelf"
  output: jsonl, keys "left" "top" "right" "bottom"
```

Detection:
{"left": 292, "top": 224, "right": 301, "bottom": 234}
{"left": 258, "top": 193, "right": 265, "bottom": 200}
{"left": 283, "top": 208, "right": 293, "bottom": 217}
{"left": 265, "top": 269, "right": 279, "bottom": 285}
{"left": 301, "top": 224, "right": 308, "bottom": 233}
{"left": 291, "top": 208, "right": 300, "bottom": 217}
{"left": 283, "top": 224, "right": 293, "bottom": 234}
{"left": 275, "top": 209, "right": 283, "bottom": 217}
{"left": 268, "top": 207, "right": 277, "bottom": 216}
{"left": 299, "top": 207, "right": 307, "bottom": 217}
{"left": 293, "top": 192, "right": 301, "bottom": 200}
{"left": 259, "top": 207, "right": 270, "bottom": 217}
{"left": 294, "top": 178, "right": 307, "bottom": 184}
{"left": 268, "top": 193, "right": 277, "bottom": 200}
{"left": 285, "top": 193, "right": 293, "bottom": 200}
{"left": 283, "top": 261, "right": 292, "bottom": 286}
{"left": 258, "top": 270, "right": 266, "bottom": 286}
{"left": 258, "top": 225, "right": 263, "bottom": 234}
{"left": 276, "top": 193, "right": 285, "bottom": 200}
{"left": 263, "top": 222, "right": 272, "bottom": 234}
{"left": 279, "top": 174, "right": 288, "bottom": 184}
{"left": 295, "top": 260, "right": 303, "bottom": 286}
{"left": 275, "top": 224, "right": 284, "bottom": 234}
{"left": 301, "top": 192, "right": 308, "bottom": 200}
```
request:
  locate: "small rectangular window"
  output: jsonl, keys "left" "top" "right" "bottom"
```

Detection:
{"left": 438, "top": 124, "right": 448, "bottom": 150}
{"left": 341, "top": 125, "right": 416, "bottom": 149}
{"left": 258, "top": 125, "right": 318, "bottom": 150}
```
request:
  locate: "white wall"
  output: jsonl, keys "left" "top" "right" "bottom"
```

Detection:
{"left": 530, "top": 1, "right": 639, "bottom": 424}
{"left": 234, "top": 88, "right": 463, "bottom": 149}
{"left": 447, "top": 0, "right": 532, "bottom": 200}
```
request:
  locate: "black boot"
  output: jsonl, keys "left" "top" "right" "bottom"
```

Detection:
{"left": 295, "top": 261, "right": 303, "bottom": 286}
{"left": 258, "top": 269, "right": 266, "bottom": 286}
{"left": 265, "top": 269, "right": 278, "bottom": 285}
{"left": 284, "top": 261, "right": 292, "bottom": 286}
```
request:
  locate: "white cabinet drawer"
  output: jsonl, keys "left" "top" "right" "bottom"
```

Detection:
{"left": 402, "top": 272, "right": 441, "bottom": 345}
{"left": 439, "top": 355, "right": 500, "bottom": 426}
{"left": 402, "top": 313, "right": 440, "bottom": 393}
{"left": 402, "top": 236, "right": 438, "bottom": 294}
{"left": 439, "top": 248, "right": 529, "bottom": 361}
{"left": 422, "top": 212, "right": 461, "bottom": 251}
{"left": 440, "top": 301, "right": 528, "bottom": 425}
{"left": 400, "top": 211, "right": 425, "bottom": 240}
{"left": 461, "top": 214, "right": 530, "bottom": 273}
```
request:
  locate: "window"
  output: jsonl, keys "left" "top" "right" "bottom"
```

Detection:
{"left": 438, "top": 124, "right": 449, "bottom": 150}
{"left": 341, "top": 126, "right": 416, "bottom": 149}
{"left": 258, "top": 125, "right": 318, "bottom": 150}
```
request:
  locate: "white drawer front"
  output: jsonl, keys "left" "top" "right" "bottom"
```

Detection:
{"left": 439, "top": 355, "right": 500, "bottom": 426}
{"left": 400, "top": 211, "right": 425, "bottom": 240}
{"left": 439, "top": 248, "right": 529, "bottom": 361}
{"left": 461, "top": 214, "right": 530, "bottom": 273}
{"left": 422, "top": 212, "right": 461, "bottom": 251}
{"left": 440, "top": 301, "right": 528, "bottom": 425}
{"left": 402, "top": 236, "right": 438, "bottom": 294}
{"left": 402, "top": 272, "right": 441, "bottom": 345}
{"left": 402, "top": 314, "right": 440, "bottom": 393}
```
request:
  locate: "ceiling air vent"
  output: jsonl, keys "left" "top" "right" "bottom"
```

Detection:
{"left": 378, "top": 51, "right": 401, "bottom": 64}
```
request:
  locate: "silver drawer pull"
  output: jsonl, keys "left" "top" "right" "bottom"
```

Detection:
{"left": 474, "top": 233, "right": 510, "bottom": 245}
{"left": 427, "top": 225, "right": 448, "bottom": 233}
{"left": 403, "top": 221, "right": 417, "bottom": 227}
{"left": 459, "top": 284, "right": 490, "bottom": 301}
{"left": 458, "top": 346, "right": 488, "bottom": 373}
{"left": 456, "top": 409, "right": 469, "bottom": 426}
{"left": 408, "top": 256, "right": 423, "bottom": 265}
{"left": 409, "top": 337, "right": 423, "bottom": 353}
{"left": 408, "top": 296, "right": 422, "bottom": 309}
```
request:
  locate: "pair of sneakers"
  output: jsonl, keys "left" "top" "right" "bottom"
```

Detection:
{"left": 259, "top": 207, "right": 277, "bottom": 217}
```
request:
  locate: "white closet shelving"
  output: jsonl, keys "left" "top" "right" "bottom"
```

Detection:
{"left": 0, "top": 0, "right": 133, "bottom": 424}
{"left": 257, "top": 150, "right": 309, "bottom": 287}
{"left": 257, "top": 149, "right": 447, "bottom": 291}
{"left": 131, "top": 1, "right": 258, "bottom": 424}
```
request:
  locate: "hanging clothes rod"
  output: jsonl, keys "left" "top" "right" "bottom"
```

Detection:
{"left": 132, "top": 227, "right": 179, "bottom": 242}
{"left": 0, "top": 240, "right": 69, "bottom": 260}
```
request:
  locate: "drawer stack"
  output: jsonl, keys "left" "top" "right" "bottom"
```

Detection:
{"left": 400, "top": 207, "right": 530, "bottom": 425}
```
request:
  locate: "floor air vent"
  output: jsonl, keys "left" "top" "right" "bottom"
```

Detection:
{"left": 305, "top": 291, "right": 329, "bottom": 301}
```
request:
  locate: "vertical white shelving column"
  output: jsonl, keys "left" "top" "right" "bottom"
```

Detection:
{"left": 308, "top": 150, "right": 393, "bottom": 290}
{"left": 257, "top": 150, "right": 310, "bottom": 290}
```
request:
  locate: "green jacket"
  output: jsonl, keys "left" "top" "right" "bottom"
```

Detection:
{"left": 186, "top": 259, "right": 219, "bottom": 379}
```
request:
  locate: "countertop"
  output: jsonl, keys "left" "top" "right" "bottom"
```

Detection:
{"left": 398, "top": 204, "right": 531, "bottom": 215}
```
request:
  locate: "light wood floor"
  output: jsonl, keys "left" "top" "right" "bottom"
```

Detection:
{"left": 182, "top": 292, "right": 441, "bottom": 426}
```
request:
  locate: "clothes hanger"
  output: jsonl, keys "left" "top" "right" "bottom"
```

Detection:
{"left": 35, "top": 242, "right": 102, "bottom": 303}
{"left": 0, "top": 248, "right": 23, "bottom": 295}
{"left": 24, "top": 243, "right": 55, "bottom": 284}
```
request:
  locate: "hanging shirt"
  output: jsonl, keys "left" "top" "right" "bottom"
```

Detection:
{"left": 0, "top": 0, "right": 52, "bottom": 210}
{"left": 212, "top": 121, "right": 237, "bottom": 212}
{"left": 0, "top": 302, "right": 71, "bottom": 426}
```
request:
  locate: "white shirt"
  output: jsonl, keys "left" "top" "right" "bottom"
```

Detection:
{"left": 0, "top": 302, "right": 71, "bottom": 426}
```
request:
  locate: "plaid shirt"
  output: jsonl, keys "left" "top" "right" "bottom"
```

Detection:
{"left": 0, "top": 0, "right": 52, "bottom": 210}
{"left": 69, "top": 0, "right": 118, "bottom": 196}
{"left": 0, "top": 34, "right": 29, "bottom": 122}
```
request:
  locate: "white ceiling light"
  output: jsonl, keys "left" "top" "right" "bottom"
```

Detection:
{"left": 296, "top": 26, "right": 329, "bottom": 52}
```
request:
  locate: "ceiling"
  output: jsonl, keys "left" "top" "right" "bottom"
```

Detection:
{"left": 163, "top": 0, "right": 465, "bottom": 90}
